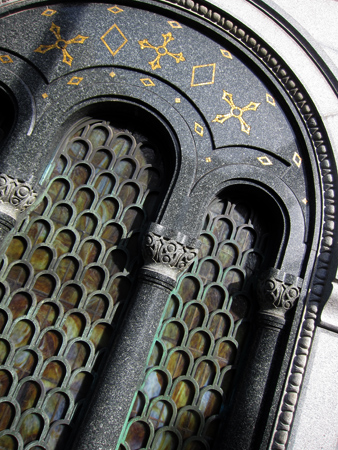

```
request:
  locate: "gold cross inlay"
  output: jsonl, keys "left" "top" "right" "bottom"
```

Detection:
{"left": 138, "top": 32, "right": 185, "bottom": 70}
{"left": 34, "top": 23, "right": 89, "bottom": 66}
{"left": 212, "top": 90, "right": 261, "bottom": 135}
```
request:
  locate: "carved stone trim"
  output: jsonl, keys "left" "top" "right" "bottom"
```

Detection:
{"left": 143, "top": 232, "right": 198, "bottom": 269}
{"left": 0, "top": 173, "right": 37, "bottom": 217}
{"left": 257, "top": 268, "right": 303, "bottom": 315}
{"left": 142, "top": 223, "right": 200, "bottom": 278}
{"left": 271, "top": 302, "right": 317, "bottom": 450}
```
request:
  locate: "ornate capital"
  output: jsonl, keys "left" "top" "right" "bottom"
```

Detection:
{"left": 0, "top": 173, "right": 37, "bottom": 217}
{"left": 257, "top": 268, "right": 303, "bottom": 315}
{"left": 142, "top": 223, "right": 200, "bottom": 279}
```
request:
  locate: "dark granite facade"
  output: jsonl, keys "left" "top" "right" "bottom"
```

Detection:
{"left": 0, "top": 1, "right": 335, "bottom": 449}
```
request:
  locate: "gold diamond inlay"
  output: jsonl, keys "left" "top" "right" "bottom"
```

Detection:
{"left": 67, "top": 76, "right": 83, "bottom": 86}
{"left": 140, "top": 78, "right": 155, "bottom": 87}
{"left": 191, "top": 63, "right": 216, "bottom": 87}
{"left": 0, "top": 55, "right": 13, "bottom": 64}
{"left": 302, "top": 198, "right": 308, "bottom": 205}
{"left": 195, "top": 122, "right": 204, "bottom": 137}
{"left": 110, "top": 71, "right": 116, "bottom": 78}
{"left": 108, "top": 5, "right": 124, "bottom": 14}
{"left": 168, "top": 21, "right": 182, "bottom": 29}
{"left": 257, "top": 156, "right": 273, "bottom": 166}
{"left": 42, "top": 8, "right": 57, "bottom": 16}
{"left": 101, "top": 24, "right": 128, "bottom": 56}
{"left": 293, "top": 152, "right": 302, "bottom": 168}
{"left": 220, "top": 49, "right": 232, "bottom": 59}
{"left": 266, "top": 93, "right": 276, "bottom": 106}
{"left": 205, "top": 157, "right": 211, "bottom": 162}
{"left": 175, "top": 98, "right": 181, "bottom": 103}
{"left": 42, "top": 93, "right": 48, "bottom": 99}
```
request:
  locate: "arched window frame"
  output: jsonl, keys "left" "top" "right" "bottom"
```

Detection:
{"left": 0, "top": 0, "right": 336, "bottom": 450}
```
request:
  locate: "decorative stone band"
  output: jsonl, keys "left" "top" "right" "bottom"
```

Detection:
{"left": 0, "top": 173, "right": 37, "bottom": 218}
{"left": 257, "top": 268, "right": 303, "bottom": 316}
{"left": 142, "top": 223, "right": 201, "bottom": 280}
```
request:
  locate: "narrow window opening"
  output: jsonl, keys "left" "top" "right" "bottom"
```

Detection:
{"left": 0, "top": 112, "right": 174, "bottom": 449}
{"left": 121, "top": 188, "right": 284, "bottom": 449}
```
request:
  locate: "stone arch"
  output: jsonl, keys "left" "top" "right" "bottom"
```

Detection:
{"left": 0, "top": 1, "right": 336, "bottom": 449}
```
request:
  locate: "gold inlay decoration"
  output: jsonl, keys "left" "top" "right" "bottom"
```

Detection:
{"left": 108, "top": 5, "right": 124, "bottom": 14}
{"left": 168, "top": 21, "right": 182, "bottom": 29}
{"left": 34, "top": 23, "right": 88, "bottom": 66}
{"left": 139, "top": 32, "right": 185, "bottom": 70}
{"left": 67, "top": 76, "right": 83, "bottom": 86}
{"left": 191, "top": 63, "right": 216, "bottom": 87}
{"left": 220, "top": 49, "right": 232, "bottom": 59}
{"left": 0, "top": 55, "right": 13, "bottom": 63}
{"left": 293, "top": 152, "right": 302, "bottom": 168}
{"left": 42, "top": 8, "right": 57, "bottom": 17}
{"left": 140, "top": 78, "right": 155, "bottom": 87}
{"left": 101, "top": 24, "right": 128, "bottom": 56}
{"left": 212, "top": 90, "right": 261, "bottom": 135}
{"left": 110, "top": 71, "right": 116, "bottom": 78}
{"left": 175, "top": 98, "right": 181, "bottom": 103}
{"left": 302, "top": 198, "right": 308, "bottom": 205}
{"left": 205, "top": 157, "right": 211, "bottom": 162}
{"left": 194, "top": 122, "right": 204, "bottom": 137}
{"left": 266, "top": 93, "right": 276, "bottom": 106}
{"left": 42, "top": 93, "right": 48, "bottom": 99}
{"left": 257, "top": 156, "right": 273, "bottom": 166}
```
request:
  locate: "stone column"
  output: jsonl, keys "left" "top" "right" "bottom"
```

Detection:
{"left": 215, "top": 268, "right": 303, "bottom": 450}
{"left": 73, "top": 223, "right": 200, "bottom": 450}
{"left": 0, "top": 173, "right": 37, "bottom": 247}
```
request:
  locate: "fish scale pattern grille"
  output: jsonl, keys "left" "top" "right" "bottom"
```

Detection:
{"left": 122, "top": 198, "right": 268, "bottom": 450}
{"left": 0, "top": 119, "right": 164, "bottom": 450}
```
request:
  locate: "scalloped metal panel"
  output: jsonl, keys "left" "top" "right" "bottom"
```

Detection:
{"left": 0, "top": 119, "right": 166, "bottom": 449}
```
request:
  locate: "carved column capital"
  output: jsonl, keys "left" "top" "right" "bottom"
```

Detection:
{"left": 0, "top": 173, "right": 37, "bottom": 219}
{"left": 142, "top": 223, "right": 200, "bottom": 280}
{"left": 257, "top": 268, "right": 303, "bottom": 317}
{"left": 0, "top": 173, "right": 37, "bottom": 248}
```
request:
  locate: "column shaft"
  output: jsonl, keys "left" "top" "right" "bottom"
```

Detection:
{"left": 73, "top": 223, "right": 200, "bottom": 450}
{"left": 73, "top": 270, "right": 176, "bottom": 450}
{"left": 216, "top": 313, "right": 285, "bottom": 450}
{"left": 215, "top": 268, "right": 302, "bottom": 450}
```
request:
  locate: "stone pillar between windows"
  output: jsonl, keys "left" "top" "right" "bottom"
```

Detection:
{"left": 73, "top": 223, "right": 200, "bottom": 450}
{"left": 0, "top": 173, "right": 37, "bottom": 248}
{"left": 215, "top": 268, "right": 303, "bottom": 450}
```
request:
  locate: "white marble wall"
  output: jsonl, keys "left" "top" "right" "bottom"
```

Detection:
{"left": 274, "top": 0, "right": 338, "bottom": 69}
